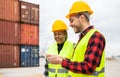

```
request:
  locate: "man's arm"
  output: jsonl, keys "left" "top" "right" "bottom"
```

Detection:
{"left": 62, "top": 32, "right": 105, "bottom": 74}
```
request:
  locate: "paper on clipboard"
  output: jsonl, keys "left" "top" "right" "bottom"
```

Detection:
{"left": 40, "top": 51, "right": 46, "bottom": 58}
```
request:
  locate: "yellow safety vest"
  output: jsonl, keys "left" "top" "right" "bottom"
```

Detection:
{"left": 69, "top": 29, "right": 105, "bottom": 77}
{"left": 47, "top": 40, "right": 74, "bottom": 77}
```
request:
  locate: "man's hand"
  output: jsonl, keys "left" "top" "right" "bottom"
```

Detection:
{"left": 46, "top": 54, "right": 64, "bottom": 64}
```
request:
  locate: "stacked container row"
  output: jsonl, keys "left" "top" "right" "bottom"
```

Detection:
{"left": 0, "top": 20, "right": 20, "bottom": 44}
{"left": 20, "top": 1, "right": 39, "bottom": 24}
{"left": 21, "top": 45, "right": 39, "bottom": 67}
{"left": 0, "top": 0, "right": 20, "bottom": 21}
{"left": 21, "top": 24, "right": 39, "bottom": 45}
{"left": 0, "top": 0, "right": 39, "bottom": 24}
{"left": 0, "top": 45, "right": 20, "bottom": 68}
{"left": 0, "top": 20, "right": 39, "bottom": 45}
{"left": 0, "top": 0, "right": 39, "bottom": 68}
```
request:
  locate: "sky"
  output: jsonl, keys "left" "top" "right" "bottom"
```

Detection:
{"left": 22, "top": 0, "right": 120, "bottom": 57}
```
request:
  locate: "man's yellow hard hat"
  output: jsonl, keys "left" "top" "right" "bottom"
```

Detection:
{"left": 66, "top": 1, "right": 93, "bottom": 18}
{"left": 52, "top": 20, "right": 68, "bottom": 32}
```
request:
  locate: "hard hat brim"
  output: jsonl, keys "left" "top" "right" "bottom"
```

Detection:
{"left": 65, "top": 11, "right": 93, "bottom": 19}
{"left": 52, "top": 29, "right": 68, "bottom": 32}
{"left": 65, "top": 13, "right": 77, "bottom": 19}
{"left": 65, "top": 14, "right": 69, "bottom": 19}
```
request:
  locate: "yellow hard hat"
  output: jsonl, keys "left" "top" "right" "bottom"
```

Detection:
{"left": 52, "top": 20, "right": 68, "bottom": 32}
{"left": 66, "top": 1, "right": 93, "bottom": 18}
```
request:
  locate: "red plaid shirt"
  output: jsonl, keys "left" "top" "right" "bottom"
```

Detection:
{"left": 62, "top": 26, "right": 105, "bottom": 74}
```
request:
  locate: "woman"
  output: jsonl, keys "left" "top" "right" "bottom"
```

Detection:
{"left": 44, "top": 19, "right": 74, "bottom": 77}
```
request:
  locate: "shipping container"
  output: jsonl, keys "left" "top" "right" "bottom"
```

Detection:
{"left": 20, "top": 24, "right": 39, "bottom": 45}
{"left": 20, "top": 45, "right": 39, "bottom": 67}
{"left": 0, "top": 45, "right": 20, "bottom": 68}
{"left": 20, "top": 45, "right": 31, "bottom": 67}
{"left": 20, "top": 1, "right": 39, "bottom": 24}
{"left": 0, "top": 0, "right": 20, "bottom": 21}
{"left": 30, "top": 46, "right": 39, "bottom": 66}
{"left": 0, "top": 20, "right": 20, "bottom": 44}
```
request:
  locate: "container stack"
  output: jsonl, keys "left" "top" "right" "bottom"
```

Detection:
{"left": 20, "top": 1, "right": 39, "bottom": 67}
{"left": 0, "top": 0, "right": 39, "bottom": 68}
{"left": 0, "top": 0, "right": 20, "bottom": 68}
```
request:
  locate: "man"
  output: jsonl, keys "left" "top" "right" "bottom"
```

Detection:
{"left": 45, "top": 19, "right": 74, "bottom": 77}
{"left": 46, "top": 1, "right": 106, "bottom": 77}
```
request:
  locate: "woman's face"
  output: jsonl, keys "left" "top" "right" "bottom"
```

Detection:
{"left": 53, "top": 31, "right": 66, "bottom": 44}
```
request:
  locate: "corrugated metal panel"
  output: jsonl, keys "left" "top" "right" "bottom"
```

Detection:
{"left": 30, "top": 46, "right": 39, "bottom": 66}
{"left": 20, "top": 45, "right": 31, "bottom": 67}
{"left": 20, "top": 24, "right": 39, "bottom": 45}
{"left": 0, "top": 45, "right": 20, "bottom": 68}
{"left": 20, "top": 1, "right": 31, "bottom": 24}
{"left": 0, "top": 20, "right": 20, "bottom": 44}
{"left": 0, "top": 0, "right": 20, "bottom": 21}
{"left": 31, "top": 4, "right": 39, "bottom": 24}
{"left": 20, "top": 45, "right": 39, "bottom": 67}
{"left": 20, "top": 1, "right": 39, "bottom": 24}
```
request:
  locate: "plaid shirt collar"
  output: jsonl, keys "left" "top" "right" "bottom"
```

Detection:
{"left": 79, "top": 26, "right": 94, "bottom": 38}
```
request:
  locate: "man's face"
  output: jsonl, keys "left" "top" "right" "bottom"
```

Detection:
{"left": 53, "top": 31, "right": 66, "bottom": 44}
{"left": 69, "top": 16, "right": 83, "bottom": 33}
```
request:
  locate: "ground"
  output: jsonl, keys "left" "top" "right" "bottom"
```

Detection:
{"left": 0, "top": 58, "right": 120, "bottom": 77}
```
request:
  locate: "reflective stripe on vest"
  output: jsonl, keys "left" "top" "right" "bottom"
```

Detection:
{"left": 58, "top": 69, "right": 68, "bottom": 73}
{"left": 92, "top": 67, "right": 105, "bottom": 76}
{"left": 68, "top": 67, "right": 104, "bottom": 77}
{"left": 47, "top": 40, "right": 74, "bottom": 77}
{"left": 48, "top": 68, "right": 55, "bottom": 73}
{"left": 48, "top": 68, "right": 68, "bottom": 73}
